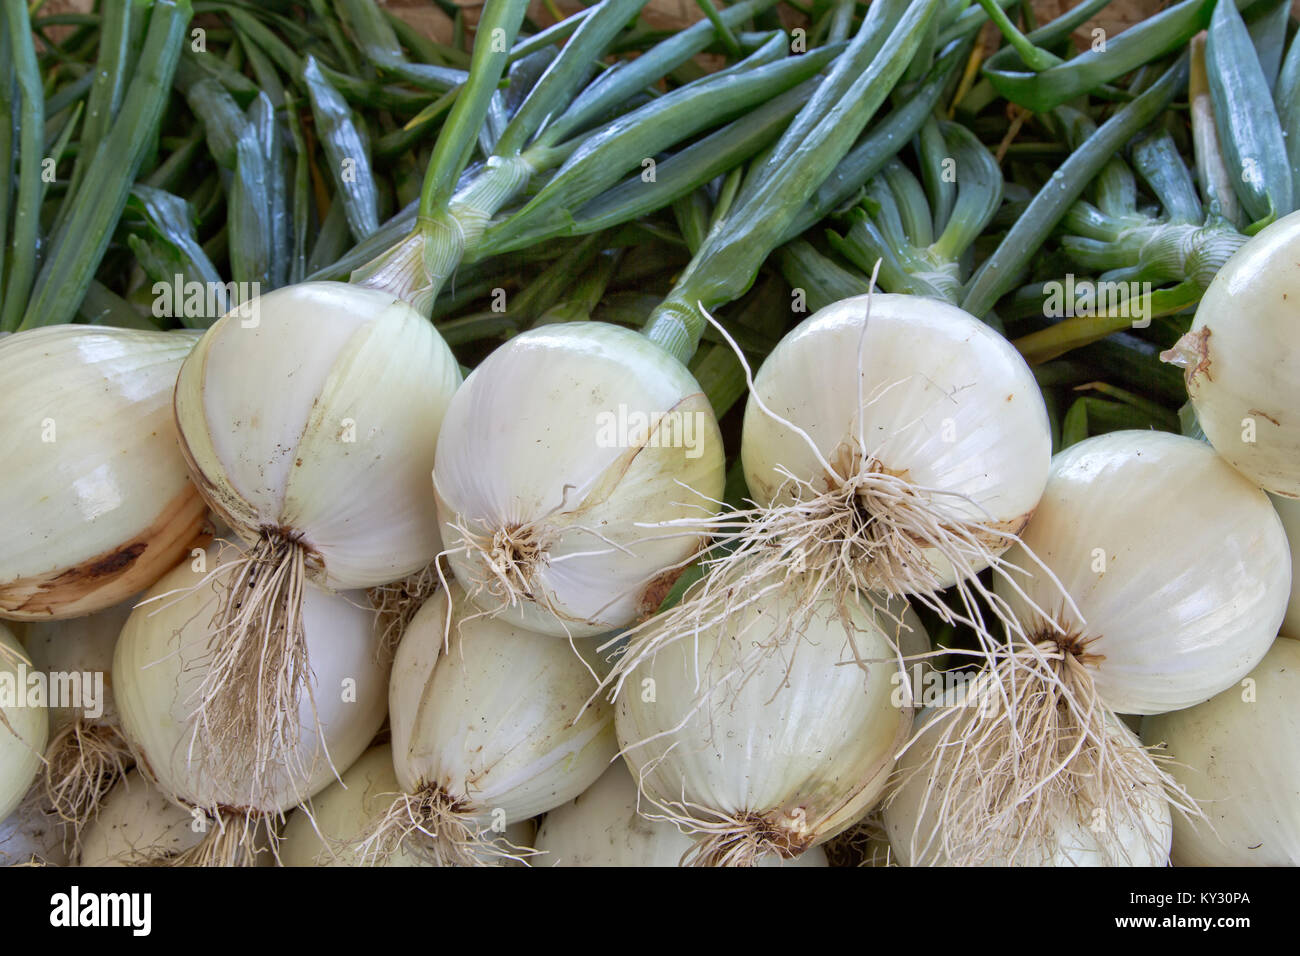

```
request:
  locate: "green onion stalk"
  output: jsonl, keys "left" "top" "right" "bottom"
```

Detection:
{"left": 805, "top": 117, "right": 1002, "bottom": 306}
{"left": 352, "top": 0, "right": 803, "bottom": 316}
{"left": 3, "top": 0, "right": 193, "bottom": 332}
{"left": 976, "top": 0, "right": 1275, "bottom": 113}
{"left": 1004, "top": 1, "right": 1299, "bottom": 365}
{"left": 959, "top": 56, "right": 1190, "bottom": 330}
{"left": 641, "top": 0, "right": 947, "bottom": 365}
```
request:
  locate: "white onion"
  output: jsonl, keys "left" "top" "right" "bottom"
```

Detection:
{"left": 741, "top": 294, "right": 1050, "bottom": 590}
{"left": 78, "top": 770, "right": 204, "bottom": 866}
{"left": 113, "top": 544, "right": 389, "bottom": 861}
{"left": 434, "top": 322, "right": 725, "bottom": 637}
{"left": 77, "top": 769, "right": 274, "bottom": 867}
{"left": 886, "top": 706, "right": 1172, "bottom": 867}
{"left": 0, "top": 786, "right": 69, "bottom": 866}
{"left": 995, "top": 430, "right": 1289, "bottom": 716}
{"left": 22, "top": 600, "right": 134, "bottom": 831}
{"left": 1164, "top": 209, "right": 1300, "bottom": 496}
{"left": 1142, "top": 635, "right": 1300, "bottom": 865}
{"left": 608, "top": 293, "right": 1050, "bottom": 696}
{"left": 172, "top": 281, "right": 458, "bottom": 791}
{"left": 279, "top": 744, "right": 534, "bottom": 866}
{"left": 535, "top": 760, "right": 829, "bottom": 867}
{"left": 615, "top": 575, "right": 916, "bottom": 865}
{"left": 901, "top": 430, "right": 1288, "bottom": 866}
{"left": 174, "top": 282, "right": 460, "bottom": 590}
{"left": 0, "top": 326, "right": 207, "bottom": 620}
{"left": 370, "top": 585, "right": 616, "bottom": 864}
{"left": 0, "top": 624, "right": 47, "bottom": 822}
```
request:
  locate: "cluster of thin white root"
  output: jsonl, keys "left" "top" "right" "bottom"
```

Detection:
{"left": 887, "top": 626, "right": 1201, "bottom": 867}
{"left": 353, "top": 784, "right": 535, "bottom": 867}
{"left": 45, "top": 721, "right": 133, "bottom": 844}
{"left": 648, "top": 793, "right": 817, "bottom": 868}
{"left": 823, "top": 812, "right": 893, "bottom": 867}
{"left": 367, "top": 561, "right": 441, "bottom": 657}
{"left": 440, "top": 482, "right": 667, "bottom": 647}
{"left": 444, "top": 512, "right": 556, "bottom": 614}
{"left": 157, "top": 533, "right": 322, "bottom": 808}
{"left": 598, "top": 458, "right": 1059, "bottom": 710}
{"left": 158, "top": 808, "right": 270, "bottom": 868}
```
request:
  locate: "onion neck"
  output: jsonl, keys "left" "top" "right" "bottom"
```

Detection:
{"left": 352, "top": 155, "right": 539, "bottom": 315}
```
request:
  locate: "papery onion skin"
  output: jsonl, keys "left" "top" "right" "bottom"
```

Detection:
{"left": 433, "top": 322, "right": 725, "bottom": 637}
{"left": 886, "top": 709, "right": 1172, "bottom": 867}
{"left": 741, "top": 294, "right": 1051, "bottom": 587}
{"left": 0, "top": 327, "right": 208, "bottom": 620}
{"left": 390, "top": 585, "right": 617, "bottom": 824}
{"left": 173, "top": 281, "right": 462, "bottom": 589}
{"left": 535, "top": 760, "right": 829, "bottom": 867}
{"left": 112, "top": 545, "right": 389, "bottom": 813}
{"left": 994, "top": 430, "right": 1290, "bottom": 715}
{"left": 1142, "top": 636, "right": 1300, "bottom": 866}
{"left": 615, "top": 583, "right": 917, "bottom": 861}
{"left": 1170, "top": 210, "right": 1300, "bottom": 497}
{"left": 279, "top": 744, "right": 535, "bottom": 867}
{"left": 0, "top": 624, "right": 48, "bottom": 822}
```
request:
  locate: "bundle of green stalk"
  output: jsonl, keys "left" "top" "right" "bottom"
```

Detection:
{"left": 2, "top": 0, "right": 473, "bottom": 334}
{"left": 5, "top": 0, "right": 1300, "bottom": 868}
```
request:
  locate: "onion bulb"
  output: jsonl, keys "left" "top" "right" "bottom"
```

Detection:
{"left": 615, "top": 572, "right": 917, "bottom": 866}
{"left": 78, "top": 769, "right": 272, "bottom": 867}
{"left": 902, "top": 430, "right": 1288, "bottom": 866}
{"left": 113, "top": 544, "right": 389, "bottom": 863}
{"left": 0, "top": 326, "right": 208, "bottom": 620}
{"left": 23, "top": 601, "right": 134, "bottom": 836}
{"left": 172, "top": 281, "right": 459, "bottom": 791}
{"left": 434, "top": 322, "right": 725, "bottom": 637}
{"left": 886, "top": 705, "right": 1172, "bottom": 866}
{"left": 78, "top": 770, "right": 204, "bottom": 866}
{"left": 0, "top": 624, "right": 47, "bottom": 823}
{"left": 1163, "top": 209, "right": 1300, "bottom": 497}
{"left": 280, "top": 745, "right": 534, "bottom": 866}
{"left": 535, "top": 760, "right": 829, "bottom": 867}
{"left": 1142, "top": 635, "right": 1300, "bottom": 865}
{"left": 0, "top": 786, "right": 69, "bottom": 866}
{"left": 364, "top": 585, "right": 616, "bottom": 865}
{"left": 995, "top": 431, "right": 1288, "bottom": 715}
{"left": 607, "top": 293, "right": 1050, "bottom": 693}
